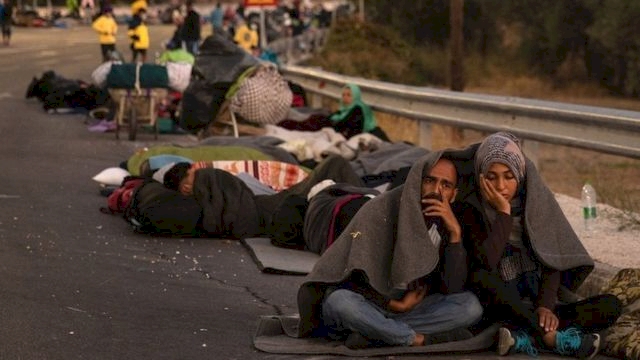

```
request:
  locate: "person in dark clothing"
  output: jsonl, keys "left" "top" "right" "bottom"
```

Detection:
{"left": 181, "top": 0, "right": 201, "bottom": 55}
{"left": 0, "top": 0, "right": 14, "bottom": 46}
{"left": 459, "top": 132, "right": 622, "bottom": 359}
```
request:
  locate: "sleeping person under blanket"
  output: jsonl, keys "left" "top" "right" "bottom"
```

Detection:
{"left": 160, "top": 155, "right": 366, "bottom": 242}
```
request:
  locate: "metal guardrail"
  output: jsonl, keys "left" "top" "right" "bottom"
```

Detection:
{"left": 279, "top": 64, "right": 640, "bottom": 160}
{"left": 267, "top": 29, "right": 329, "bottom": 65}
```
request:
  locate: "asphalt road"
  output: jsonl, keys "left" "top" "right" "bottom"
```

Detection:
{"left": 0, "top": 24, "right": 616, "bottom": 360}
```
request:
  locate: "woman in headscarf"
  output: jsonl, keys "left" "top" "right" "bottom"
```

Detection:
{"left": 458, "top": 132, "right": 622, "bottom": 359}
{"left": 329, "top": 83, "right": 389, "bottom": 141}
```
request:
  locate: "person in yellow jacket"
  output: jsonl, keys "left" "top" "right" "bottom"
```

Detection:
{"left": 130, "top": 0, "right": 147, "bottom": 17}
{"left": 127, "top": 8, "right": 150, "bottom": 62}
{"left": 233, "top": 20, "right": 259, "bottom": 53}
{"left": 91, "top": 6, "right": 118, "bottom": 62}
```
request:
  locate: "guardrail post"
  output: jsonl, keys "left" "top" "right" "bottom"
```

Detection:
{"left": 418, "top": 121, "right": 433, "bottom": 151}
{"left": 309, "top": 92, "right": 324, "bottom": 109}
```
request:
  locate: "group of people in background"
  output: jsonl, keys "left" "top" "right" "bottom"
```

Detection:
{"left": 91, "top": 0, "right": 202, "bottom": 64}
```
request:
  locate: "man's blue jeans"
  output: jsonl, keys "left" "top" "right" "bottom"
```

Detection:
{"left": 322, "top": 289, "right": 483, "bottom": 346}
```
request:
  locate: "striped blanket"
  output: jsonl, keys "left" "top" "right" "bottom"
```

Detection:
{"left": 191, "top": 160, "right": 309, "bottom": 192}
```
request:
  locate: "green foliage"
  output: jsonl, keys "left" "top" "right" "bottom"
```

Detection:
{"left": 307, "top": 20, "right": 447, "bottom": 86}
{"left": 365, "top": 0, "right": 501, "bottom": 54}
{"left": 585, "top": 0, "right": 640, "bottom": 96}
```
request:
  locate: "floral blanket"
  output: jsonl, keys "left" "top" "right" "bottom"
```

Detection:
{"left": 192, "top": 160, "right": 309, "bottom": 192}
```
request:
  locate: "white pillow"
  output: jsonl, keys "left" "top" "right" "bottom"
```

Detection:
{"left": 92, "top": 167, "right": 131, "bottom": 186}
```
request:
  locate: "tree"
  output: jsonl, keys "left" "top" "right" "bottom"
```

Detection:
{"left": 585, "top": 0, "right": 640, "bottom": 95}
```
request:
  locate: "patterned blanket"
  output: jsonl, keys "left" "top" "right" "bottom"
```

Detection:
{"left": 600, "top": 268, "right": 640, "bottom": 359}
{"left": 192, "top": 160, "right": 309, "bottom": 192}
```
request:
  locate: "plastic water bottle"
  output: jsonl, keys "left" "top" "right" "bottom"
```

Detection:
{"left": 581, "top": 182, "right": 597, "bottom": 232}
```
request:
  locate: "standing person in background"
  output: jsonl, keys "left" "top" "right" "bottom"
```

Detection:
{"left": 209, "top": 2, "right": 223, "bottom": 33}
{"left": 0, "top": 0, "right": 13, "bottom": 46}
{"left": 130, "top": 0, "right": 147, "bottom": 18}
{"left": 181, "top": 0, "right": 201, "bottom": 55}
{"left": 92, "top": 6, "right": 118, "bottom": 62}
{"left": 127, "top": 8, "right": 149, "bottom": 63}
{"left": 67, "top": 0, "right": 80, "bottom": 18}
{"left": 80, "top": 0, "right": 95, "bottom": 24}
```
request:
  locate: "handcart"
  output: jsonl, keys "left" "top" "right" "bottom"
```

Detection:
{"left": 108, "top": 88, "right": 168, "bottom": 141}
{"left": 106, "top": 63, "right": 170, "bottom": 141}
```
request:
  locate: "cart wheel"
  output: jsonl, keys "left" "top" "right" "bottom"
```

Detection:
{"left": 128, "top": 102, "right": 137, "bottom": 141}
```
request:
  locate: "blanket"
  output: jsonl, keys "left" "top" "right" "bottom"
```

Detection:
{"left": 264, "top": 125, "right": 386, "bottom": 162}
{"left": 193, "top": 168, "right": 261, "bottom": 239}
{"left": 127, "top": 145, "right": 273, "bottom": 176}
{"left": 198, "top": 135, "right": 299, "bottom": 164}
{"left": 254, "top": 315, "right": 500, "bottom": 356}
{"left": 599, "top": 268, "right": 640, "bottom": 359}
{"left": 191, "top": 160, "right": 309, "bottom": 192}
{"left": 192, "top": 155, "right": 365, "bottom": 240}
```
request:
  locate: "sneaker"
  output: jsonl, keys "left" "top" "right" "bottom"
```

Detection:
{"left": 555, "top": 328, "right": 601, "bottom": 360}
{"left": 497, "top": 327, "right": 538, "bottom": 356}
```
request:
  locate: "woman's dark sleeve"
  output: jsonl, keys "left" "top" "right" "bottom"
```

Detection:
{"left": 461, "top": 207, "right": 511, "bottom": 272}
{"left": 332, "top": 106, "right": 364, "bottom": 139}
{"left": 536, "top": 266, "right": 561, "bottom": 310}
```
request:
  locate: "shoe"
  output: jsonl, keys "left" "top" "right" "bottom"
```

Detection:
{"left": 497, "top": 327, "right": 538, "bottom": 356}
{"left": 344, "top": 332, "right": 372, "bottom": 349}
{"left": 424, "top": 328, "right": 473, "bottom": 345}
{"left": 555, "top": 328, "right": 600, "bottom": 360}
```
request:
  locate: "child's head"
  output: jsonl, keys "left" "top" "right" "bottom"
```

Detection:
{"left": 163, "top": 162, "right": 193, "bottom": 193}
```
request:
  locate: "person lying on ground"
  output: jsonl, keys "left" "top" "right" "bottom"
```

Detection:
{"left": 161, "top": 155, "right": 365, "bottom": 240}
{"left": 296, "top": 150, "right": 483, "bottom": 349}
{"left": 458, "top": 132, "right": 622, "bottom": 359}
{"left": 302, "top": 181, "right": 380, "bottom": 255}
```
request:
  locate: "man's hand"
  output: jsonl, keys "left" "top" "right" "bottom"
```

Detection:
{"left": 422, "top": 197, "right": 462, "bottom": 243}
{"left": 478, "top": 174, "right": 511, "bottom": 214}
{"left": 535, "top": 306, "right": 559, "bottom": 333}
{"left": 387, "top": 288, "right": 426, "bottom": 313}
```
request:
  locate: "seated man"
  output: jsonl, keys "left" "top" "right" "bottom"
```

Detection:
{"left": 296, "top": 149, "right": 483, "bottom": 349}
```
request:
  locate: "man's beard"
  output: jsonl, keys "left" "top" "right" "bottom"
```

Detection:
{"left": 422, "top": 192, "right": 444, "bottom": 229}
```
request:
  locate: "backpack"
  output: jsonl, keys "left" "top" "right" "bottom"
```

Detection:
{"left": 101, "top": 176, "right": 146, "bottom": 214}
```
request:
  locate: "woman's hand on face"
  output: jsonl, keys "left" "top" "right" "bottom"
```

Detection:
{"left": 479, "top": 174, "right": 511, "bottom": 214}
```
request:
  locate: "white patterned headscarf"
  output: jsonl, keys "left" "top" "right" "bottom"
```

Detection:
{"left": 474, "top": 131, "right": 526, "bottom": 185}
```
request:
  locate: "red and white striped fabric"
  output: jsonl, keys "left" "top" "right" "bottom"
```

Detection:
{"left": 191, "top": 160, "right": 309, "bottom": 192}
